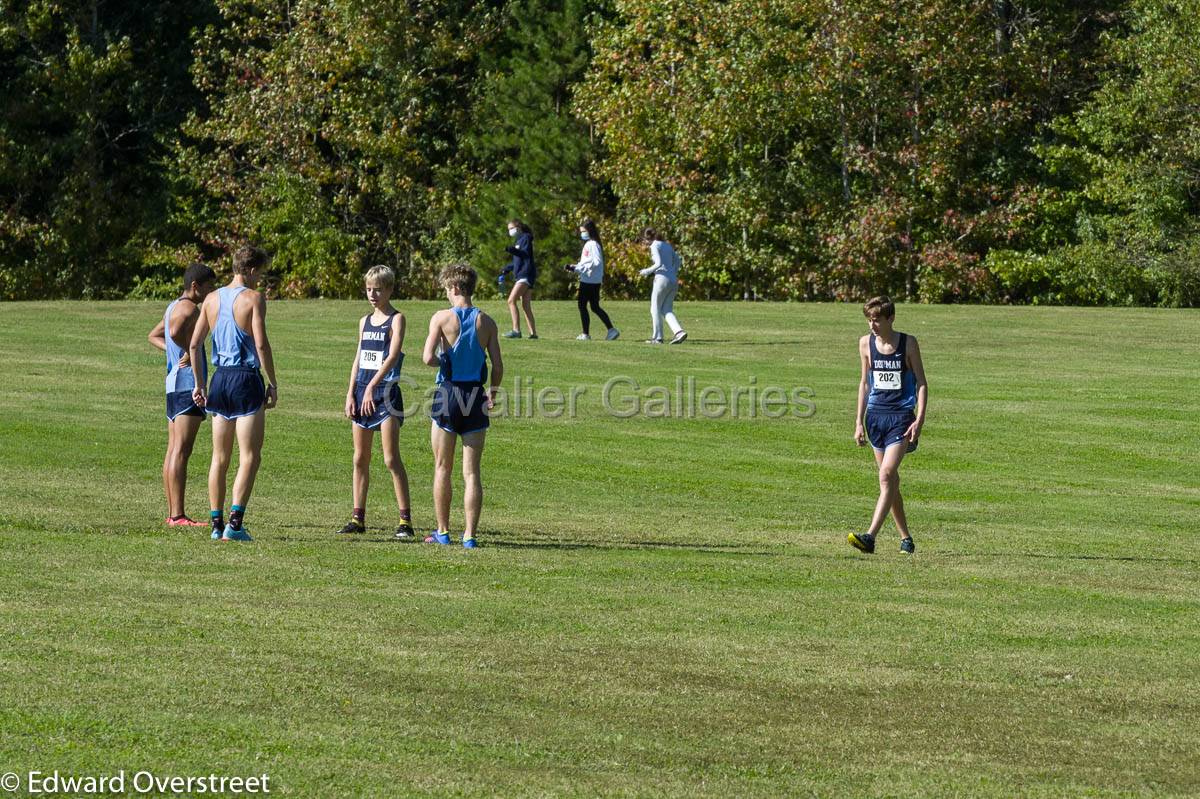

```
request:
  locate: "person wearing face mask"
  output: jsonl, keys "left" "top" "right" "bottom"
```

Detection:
{"left": 498, "top": 219, "right": 538, "bottom": 339}
{"left": 563, "top": 218, "right": 619, "bottom": 341}
{"left": 636, "top": 227, "right": 687, "bottom": 344}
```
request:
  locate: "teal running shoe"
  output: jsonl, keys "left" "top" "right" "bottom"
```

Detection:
{"left": 221, "top": 524, "right": 253, "bottom": 542}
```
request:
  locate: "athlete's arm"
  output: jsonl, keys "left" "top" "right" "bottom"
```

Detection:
{"left": 249, "top": 292, "right": 278, "bottom": 409}
{"left": 149, "top": 319, "right": 167, "bottom": 352}
{"left": 188, "top": 295, "right": 215, "bottom": 407}
{"left": 422, "top": 312, "right": 445, "bottom": 367}
{"left": 854, "top": 335, "right": 869, "bottom": 446}
{"left": 480, "top": 314, "right": 503, "bottom": 409}
{"left": 345, "top": 315, "right": 367, "bottom": 418}
{"left": 905, "top": 335, "right": 928, "bottom": 443}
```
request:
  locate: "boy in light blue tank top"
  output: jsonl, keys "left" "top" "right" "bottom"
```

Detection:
{"left": 148, "top": 262, "right": 216, "bottom": 527}
{"left": 189, "top": 245, "right": 279, "bottom": 542}
{"left": 336, "top": 265, "right": 415, "bottom": 539}
{"left": 850, "top": 296, "right": 928, "bottom": 555}
{"left": 422, "top": 263, "right": 504, "bottom": 548}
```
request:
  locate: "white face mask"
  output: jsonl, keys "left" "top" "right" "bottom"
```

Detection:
{"left": 580, "top": 232, "right": 590, "bottom": 241}
{"left": 507, "top": 228, "right": 518, "bottom": 237}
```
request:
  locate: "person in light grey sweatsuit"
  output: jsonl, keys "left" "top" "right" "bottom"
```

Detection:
{"left": 637, "top": 227, "right": 687, "bottom": 344}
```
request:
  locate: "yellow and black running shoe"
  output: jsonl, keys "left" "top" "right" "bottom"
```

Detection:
{"left": 848, "top": 532, "right": 876, "bottom": 554}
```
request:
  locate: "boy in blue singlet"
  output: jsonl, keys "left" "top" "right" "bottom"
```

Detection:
{"left": 337, "top": 265, "right": 415, "bottom": 539}
{"left": 189, "top": 245, "right": 279, "bottom": 542}
{"left": 422, "top": 263, "right": 504, "bottom": 548}
{"left": 850, "top": 295, "right": 928, "bottom": 555}
{"left": 148, "top": 262, "right": 217, "bottom": 527}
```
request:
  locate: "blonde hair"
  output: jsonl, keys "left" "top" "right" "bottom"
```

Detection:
{"left": 438, "top": 263, "right": 477, "bottom": 297}
{"left": 364, "top": 265, "right": 395, "bottom": 290}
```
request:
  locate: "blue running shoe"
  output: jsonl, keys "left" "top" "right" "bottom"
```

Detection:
{"left": 221, "top": 524, "right": 253, "bottom": 542}
{"left": 900, "top": 537, "right": 915, "bottom": 554}
{"left": 462, "top": 537, "right": 478, "bottom": 549}
{"left": 848, "top": 531, "right": 876, "bottom": 554}
{"left": 211, "top": 527, "right": 223, "bottom": 541}
{"left": 424, "top": 532, "right": 451, "bottom": 545}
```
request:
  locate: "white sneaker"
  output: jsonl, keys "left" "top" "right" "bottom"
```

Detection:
{"left": 606, "top": 328, "right": 620, "bottom": 341}
{"left": 576, "top": 333, "right": 591, "bottom": 341}
{"left": 644, "top": 338, "right": 663, "bottom": 344}
{"left": 670, "top": 330, "right": 688, "bottom": 344}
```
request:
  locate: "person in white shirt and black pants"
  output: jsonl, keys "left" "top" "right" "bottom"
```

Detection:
{"left": 637, "top": 227, "right": 687, "bottom": 344}
{"left": 564, "top": 218, "right": 619, "bottom": 341}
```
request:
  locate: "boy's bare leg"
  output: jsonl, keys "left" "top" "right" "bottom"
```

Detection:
{"left": 167, "top": 415, "right": 204, "bottom": 518}
{"left": 230, "top": 410, "right": 265, "bottom": 508}
{"left": 208, "top": 416, "right": 236, "bottom": 514}
{"left": 164, "top": 419, "right": 178, "bottom": 517}
{"left": 351, "top": 424, "right": 373, "bottom": 512}
{"left": 890, "top": 491, "right": 910, "bottom": 538}
{"left": 461, "top": 431, "right": 486, "bottom": 539}
{"left": 431, "top": 423, "right": 457, "bottom": 533}
{"left": 380, "top": 417, "right": 411, "bottom": 515}
{"left": 866, "top": 443, "right": 907, "bottom": 536}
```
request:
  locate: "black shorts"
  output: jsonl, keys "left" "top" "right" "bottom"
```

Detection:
{"left": 166, "top": 390, "right": 205, "bottom": 422}
{"left": 206, "top": 367, "right": 266, "bottom": 420}
{"left": 866, "top": 410, "right": 918, "bottom": 453}
{"left": 430, "top": 382, "right": 490, "bottom": 436}
{"left": 352, "top": 380, "right": 404, "bottom": 430}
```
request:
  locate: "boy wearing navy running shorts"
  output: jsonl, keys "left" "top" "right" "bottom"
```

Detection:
{"left": 148, "top": 262, "right": 216, "bottom": 527}
{"left": 189, "top": 245, "right": 278, "bottom": 542}
{"left": 422, "top": 264, "right": 503, "bottom": 548}
{"left": 850, "top": 295, "right": 928, "bottom": 555}
{"left": 336, "top": 265, "right": 414, "bottom": 539}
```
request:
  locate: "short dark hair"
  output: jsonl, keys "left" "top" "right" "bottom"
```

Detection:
{"left": 232, "top": 245, "right": 270, "bottom": 275}
{"left": 182, "top": 262, "right": 217, "bottom": 290}
{"left": 863, "top": 295, "right": 896, "bottom": 319}
{"left": 641, "top": 227, "right": 660, "bottom": 244}
{"left": 439, "top": 263, "right": 477, "bottom": 297}
{"left": 507, "top": 219, "right": 531, "bottom": 235}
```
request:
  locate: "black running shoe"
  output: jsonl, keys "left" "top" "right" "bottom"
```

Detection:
{"left": 394, "top": 523, "right": 415, "bottom": 539}
{"left": 337, "top": 521, "right": 366, "bottom": 535}
{"left": 848, "top": 532, "right": 876, "bottom": 554}
{"left": 900, "top": 537, "right": 915, "bottom": 554}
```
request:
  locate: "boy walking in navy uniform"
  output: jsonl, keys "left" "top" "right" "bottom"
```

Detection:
{"left": 850, "top": 295, "right": 928, "bottom": 554}
{"left": 337, "top": 265, "right": 414, "bottom": 539}
{"left": 190, "top": 245, "right": 278, "bottom": 542}
{"left": 423, "top": 264, "right": 503, "bottom": 548}
{"left": 148, "top": 262, "right": 217, "bottom": 526}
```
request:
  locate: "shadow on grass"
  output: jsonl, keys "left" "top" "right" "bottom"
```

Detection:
{"left": 270, "top": 525, "right": 776, "bottom": 556}
{"left": 944, "top": 550, "right": 1200, "bottom": 565}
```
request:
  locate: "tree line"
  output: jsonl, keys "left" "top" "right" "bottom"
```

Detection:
{"left": 2, "top": 0, "right": 1198, "bottom": 304}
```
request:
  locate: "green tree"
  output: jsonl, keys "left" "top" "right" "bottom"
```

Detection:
{"left": 442, "top": 0, "right": 611, "bottom": 299}
{"left": 579, "top": 0, "right": 1117, "bottom": 301}
{"left": 0, "top": 0, "right": 215, "bottom": 299}
{"left": 997, "top": 0, "right": 1200, "bottom": 305}
{"left": 173, "top": 0, "right": 498, "bottom": 297}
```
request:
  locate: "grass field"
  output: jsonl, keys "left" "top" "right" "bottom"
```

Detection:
{"left": 0, "top": 298, "right": 1197, "bottom": 797}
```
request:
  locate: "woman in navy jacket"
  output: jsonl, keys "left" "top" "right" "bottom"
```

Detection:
{"left": 499, "top": 219, "right": 538, "bottom": 339}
